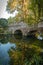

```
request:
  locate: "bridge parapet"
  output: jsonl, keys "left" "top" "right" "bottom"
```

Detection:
{"left": 8, "top": 22, "right": 43, "bottom": 35}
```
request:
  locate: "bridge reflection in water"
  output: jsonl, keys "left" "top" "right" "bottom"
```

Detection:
{"left": 0, "top": 22, "right": 43, "bottom": 65}
{"left": 0, "top": 34, "right": 43, "bottom": 65}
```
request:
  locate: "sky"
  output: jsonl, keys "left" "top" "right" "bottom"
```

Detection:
{"left": 0, "top": 0, "right": 18, "bottom": 19}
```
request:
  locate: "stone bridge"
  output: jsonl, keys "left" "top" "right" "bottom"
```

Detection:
{"left": 8, "top": 22, "right": 43, "bottom": 36}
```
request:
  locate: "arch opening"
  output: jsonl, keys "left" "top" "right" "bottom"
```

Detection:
{"left": 26, "top": 30, "right": 37, "bottom": 39}
{"left": 14, "top": 29, "right": 23, "bottom": 39}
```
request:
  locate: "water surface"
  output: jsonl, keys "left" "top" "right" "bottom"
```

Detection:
{"left": 0, "top": 34, "right": 43, "bottom": 65}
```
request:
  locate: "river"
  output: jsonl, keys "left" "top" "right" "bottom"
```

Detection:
{"left": 0, "top": 34, "right": 43, "bottom": 65}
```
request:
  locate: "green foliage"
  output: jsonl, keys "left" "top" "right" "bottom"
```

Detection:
{"left": 8, "top": 17, "right": 15, "bottom": 24}
{"left": 8, "top": 40, "right": 43, "bottom": 65}
{"left": 0, "top": 18, "right": 8, "bottom": 28}
{"left": 0, "top": 18, "right": 8, "bottom": 33}
{"left": 29, "top": 0, "right": 43, "bottom": 22}
{"left": 8, "top": 15, "right": 21, "bottom": 24}
{"left": 7, "top": 0, "right": 43, "bottom": 25}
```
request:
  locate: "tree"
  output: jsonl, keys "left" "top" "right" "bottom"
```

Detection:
{"left": 29, "top": 0, "right": 43, "bottom": 23}
{"left": 7, "top": 0, "right": 43, "bottom": 24}
{"left": 0, "top": 18, "right": 8, "bottom": 33}
{"left": 0, "top": 18, "right": 8, "bottom": 28}
{"left": 7, "top": 0, "right": 29, "bottom": 23}
{"left": 8, "top": 15, "right": 21, "bottom": 24}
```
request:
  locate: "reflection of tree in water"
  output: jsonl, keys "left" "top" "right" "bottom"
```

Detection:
{"left": 0, "top": 34, "right": 43, "bottom": 65}
{"left": 8, "top": 36, "right": 43, "bottom": 65}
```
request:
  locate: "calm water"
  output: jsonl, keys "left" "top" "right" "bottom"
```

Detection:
{"left": 0, "top": 34, "right": 43, "bottom": 65}
{"left": 0, "top": 35, "right": 16, "bottom": 65}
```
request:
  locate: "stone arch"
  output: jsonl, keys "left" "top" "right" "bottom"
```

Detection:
{"left": 14, "top": 29, "right": 23, "bottom": 39}
{"left": 29, "top": 30, "right": 37, "bottom": 34}
{"left": 27, "top": 30, "right": 38, "bottom": 38}
{"left": 14, "top": 29, "right": 23, "bottom": 35}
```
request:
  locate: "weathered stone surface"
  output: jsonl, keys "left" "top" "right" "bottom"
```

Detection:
{"left": 8, "top": 22, "right": 43, "bottom": 35}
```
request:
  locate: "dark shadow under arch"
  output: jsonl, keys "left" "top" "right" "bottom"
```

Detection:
{"left": 26, "top": 30, "right": 37, "bottom": 39}
{"left": 14, "top": 29, "right": 23, "bottom": 39}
